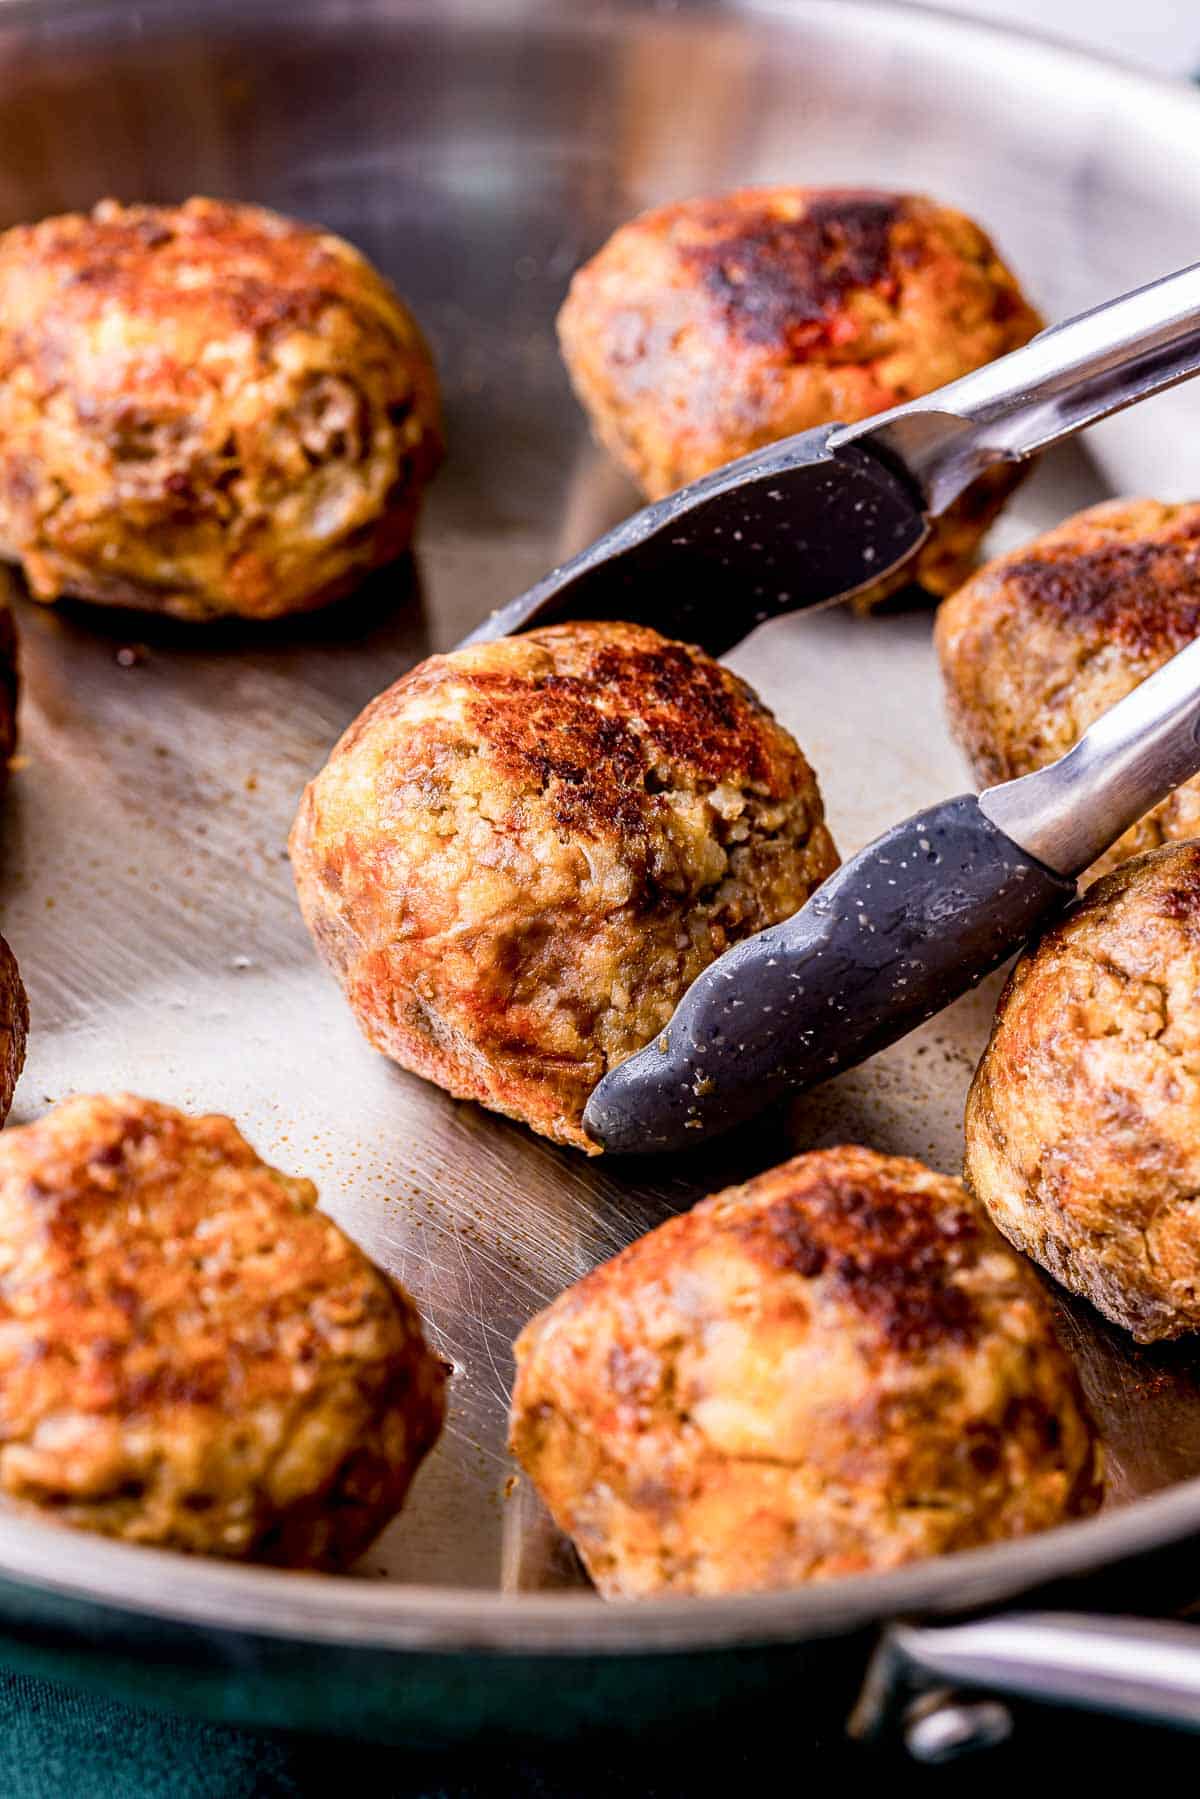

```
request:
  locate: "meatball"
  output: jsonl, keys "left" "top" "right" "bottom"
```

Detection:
{"left": 937, "top": 499, "right": 1200, "bottom": 882}
{"left": 0, "top": 198, "right": 442, "bottom": 622}
{"left": 965, "top": 842, "right": 1200, "bottom": 1344}
{"left": 0, "top": 1095, "right": 445, "bottom": 1564}
{"left": 289, "top": 620, "right": 838, "bottom": 1152}
{"left": 558, "top": 188, "right": 1041, "bottom": 609}
{"left": 510, "top": 1146, "right": 1100, "bottom": 1598}
{"left": 0, "top": 933, "right": 27, "bottom": 1123}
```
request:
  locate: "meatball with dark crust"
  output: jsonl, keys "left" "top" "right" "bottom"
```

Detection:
{"left": 0, "top": 1095, "right": 445, "bottom": 1564}
{"left": 510, "top": 1146, "right": 1100, "bottom": 1598}
{"left": 0, "top": 934, "right": 27, "bottom": 1123}
{"left": 289, "top": 620, "right": 838, "bottom": 1152}
{"left": 0, "top": 198, "right": 442, "bottom": 621}
{"left": 966, "top": 843, "right": 1200, "bottom": 1344}
{"left": 937, "top": 499, "right": 1200, "bottom": 882}
{"left": 558, "top": 188, "right": 1042, "bottom": 609}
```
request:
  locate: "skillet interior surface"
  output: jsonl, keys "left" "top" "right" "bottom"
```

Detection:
{"left": 1, "top": 0, "right": 1200, "bottom": 1714}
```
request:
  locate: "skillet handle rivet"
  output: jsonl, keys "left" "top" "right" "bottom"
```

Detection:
{"left": 903, "top": 1692, "right": 1014, "bottom": 1763}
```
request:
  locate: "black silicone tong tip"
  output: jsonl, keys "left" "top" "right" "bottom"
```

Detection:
{"left": 461, "top": 431, "right": 928, "bottom": 658}
{"left": 583, "top": 797, "right": 1076, "bottom": 1155}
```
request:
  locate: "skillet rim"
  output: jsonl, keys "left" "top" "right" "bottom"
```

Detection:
{"left": 0, "top": 0, "right": 1197, "bottom": 1659}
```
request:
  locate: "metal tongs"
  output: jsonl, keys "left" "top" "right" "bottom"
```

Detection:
{"left": 465, "top": 259, "right": 1200, "bottom": 1153}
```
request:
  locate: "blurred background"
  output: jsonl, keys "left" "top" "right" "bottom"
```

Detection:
{"left": 919, "top": 0, "right": 1198, "bottom": 73}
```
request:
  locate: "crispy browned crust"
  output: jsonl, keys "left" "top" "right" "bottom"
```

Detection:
{"left": 289, "top": 620, "right": 839, "bottom": 1151}
{"left": 510, "top": 1145, "right": 1100, "bottom": 1597}
{"left": 0, "top": 198, "right": 443, "bottom": 621}
{"left": 966, "top": 842, "right": 1200, "bottom": 1344}
{"left": 0, "top": 1095, "right": 445, "bottom": 1564}
{"left": 0, "top": 934, "right": 27, "bottom": 1123}
{"left": 558, "top": 187, "right": 1041, "bottom": 608}
{"left": 937, "top": 499, "right": 1200, "bottom": 880}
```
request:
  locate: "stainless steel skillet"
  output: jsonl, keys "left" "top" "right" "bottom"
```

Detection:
{"left": 7, "top": 0, "right": 1200, "bottom": 1757}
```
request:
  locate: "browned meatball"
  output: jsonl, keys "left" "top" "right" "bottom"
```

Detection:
{"left": 937, "top": 499, "right": 1200, "bottom": 882}
{"left": 0, "top": 932, "right": 27, "bottom": 1123}
{"left": 289, "top": 621, "right": 838, "bottom": 1152}
{"left": 558, "top": 188, "right": 1041, "bottom": 609}
{"left": 0, "top": 1095, "right": 445, "bottom": 1563}
{"left": 510, "top": 1146, "right": 1099, "bottom": 1597}
{"left": 966, "top": 843, "right": 1200, "bottom": 1344}
{"left": 0, "top": 198, "right": 442, "bottom": 621}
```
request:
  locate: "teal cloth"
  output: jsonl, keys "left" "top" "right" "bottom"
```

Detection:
{"left": 0, "top": 1662, "right": 1189, "bottom": 1793}
{"left": 0, "top": 1672, "right": 341, "bottom": 1799}
{"left": 0, "top": 1667, "right": 770, "bottom": 1799}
